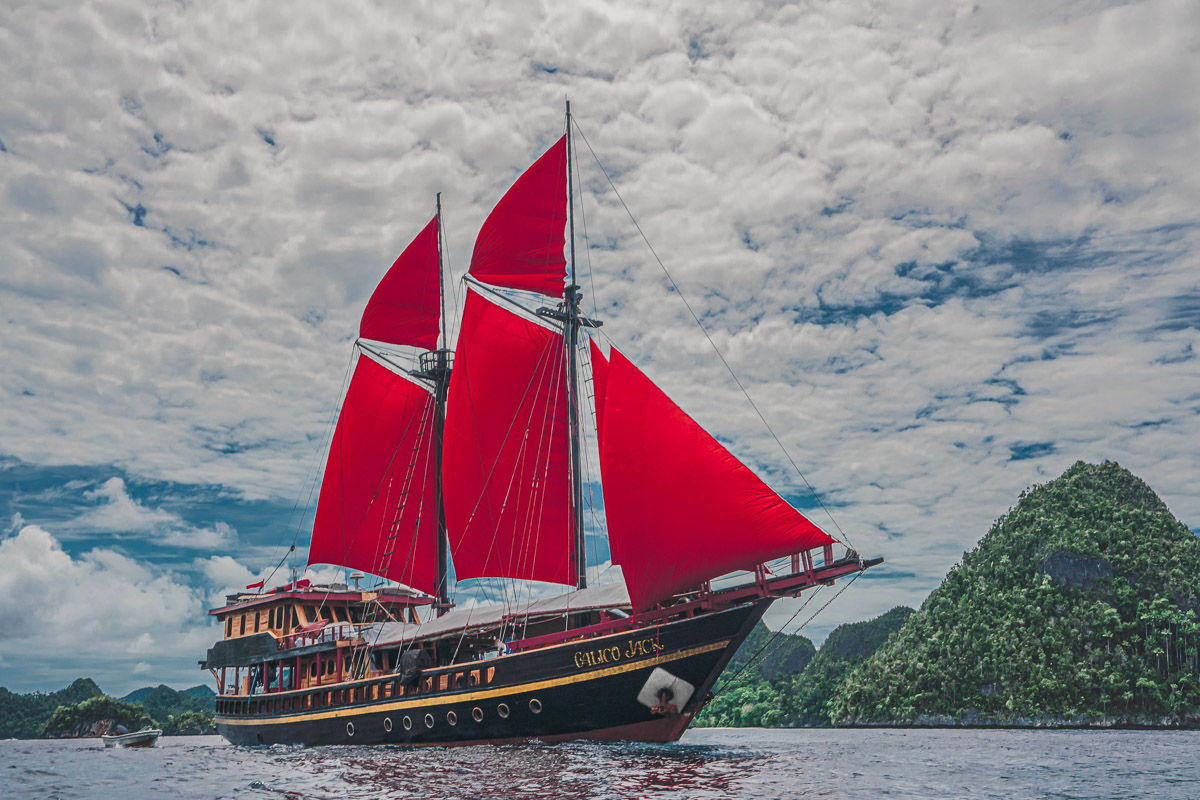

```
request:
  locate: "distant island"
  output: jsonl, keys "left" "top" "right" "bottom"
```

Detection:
{"left": 0, "top": 679, "right": 216, "bottom": 739}
{"left": 7, "top": 461, "right": 1198, "bottom": 737}
{"left": 698, "top": 461, "right": 1200, "bottom": 729}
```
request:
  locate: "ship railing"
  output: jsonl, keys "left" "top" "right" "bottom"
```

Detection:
{"left": 505, "top": 545, "right": 880, "bottom": 654}
{"left": 277, "top": 621, "right": 363, "bottom": 651}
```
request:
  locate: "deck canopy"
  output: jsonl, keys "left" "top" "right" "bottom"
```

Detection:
{"left": 369, "top": 582, "right": 630, "bottom": 647}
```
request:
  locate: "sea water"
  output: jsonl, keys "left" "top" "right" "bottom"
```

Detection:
{"left": 2, "top": 728, "right": 1197, "bottom": 799}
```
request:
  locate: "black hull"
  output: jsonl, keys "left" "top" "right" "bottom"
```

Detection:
{"left": 217, "top": 600, "right": 767, "bottom": 747}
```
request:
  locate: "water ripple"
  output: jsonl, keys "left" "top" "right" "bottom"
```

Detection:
{"left": 1, "top": 729, "right": 1198, "bottom": 800}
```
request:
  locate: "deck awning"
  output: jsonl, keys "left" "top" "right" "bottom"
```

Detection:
{"left": 368, "top": 582, "right": 631, "bottom": 647}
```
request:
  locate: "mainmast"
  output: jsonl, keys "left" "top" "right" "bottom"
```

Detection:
{"left": 565, "top": 101, "right": 587, "bottom": 591}
{"left": 534, "top": 104, "right": 600, "bottom": 592}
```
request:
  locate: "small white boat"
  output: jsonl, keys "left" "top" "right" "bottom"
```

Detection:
{"left": 101, "top": 726, "right": 162, "bottom": 748}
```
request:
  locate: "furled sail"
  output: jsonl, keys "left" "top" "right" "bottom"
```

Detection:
{"left": 591, "top": 342, "right": 835, "bottom": 613}
{"left": 442, "top": 288, "right": 575, "bottom": 585}
{"left": 359, "top": 215, "right": 441, "bottom": 349}
{"left": 308, "top": 354, "right": 440, "bottom": 595}
{"left": 468, "top": 136, "right": 567, "bottom": 298}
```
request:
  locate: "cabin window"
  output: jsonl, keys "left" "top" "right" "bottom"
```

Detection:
{"left": 291, "top": 607, "right": 299, "bottom": 627}
{"left": 304, "top": 605, "right": 317, "bottom": 623}
{"left": 469, "top": 670, "right": 480, "bottom": 687}
{"left": 254, "top": 611, "right": 261, "bottom": 633}
{"left": 320, "top": 606, "right": 333, "bottom": 622}
{"left": 310, "top": 662, "right": 318, "bottom": 679}
{"left": 239, "top": 615, "right": 246, "bottom": 635}
{"left": 487, "top": 667, "right": 495, "bottom": 684}
{"left": 225, "top": 617, "right": 232, "bottom": 638}
{"left": 333, "top": 606, "right": 347, "bottom": 623}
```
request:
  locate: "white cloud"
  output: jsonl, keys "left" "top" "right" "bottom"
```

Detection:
{"left": 0, "top": 525, "right": 216, "bottom": 692}
{"left": 0, "top": 0, "right": 1197, "bottom": 648}
{"left": 55, "top": 477, "right": 237, "bottom": 550}
{"left": 75, "top": 477, "right": 179, "bottom": 533}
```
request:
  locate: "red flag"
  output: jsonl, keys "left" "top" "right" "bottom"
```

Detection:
{"left": 246, "top": 580, "right": 264, "bottom": 590}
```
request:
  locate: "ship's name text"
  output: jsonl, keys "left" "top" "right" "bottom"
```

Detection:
{"left": 574, "top": 638, "right": 664, "bottom": 669}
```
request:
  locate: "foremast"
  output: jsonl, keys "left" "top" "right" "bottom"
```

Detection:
{"left": 412, "top": 192, "right": 453, "bottom": 617}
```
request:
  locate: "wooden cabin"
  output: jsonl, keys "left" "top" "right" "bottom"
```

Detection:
{"left": 202, "top": 582, "right": 432, "bottom": 699}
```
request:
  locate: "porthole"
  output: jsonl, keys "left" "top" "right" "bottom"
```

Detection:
{"left": 346, "top": 722, "right": 355, "bottom": 737}
{"left": 425, "top": 713, "right": 435, "bottom": 728}
{"left": 472, "top": 707, "right": 484, "bottom": 723}
{"left": 447, "top": 711, "right": 458, "bottom": 726}
{"left": 529, "top": 698, "right": 543, "bottom": 714}
{"left": 497, "top": 702, "right": 510, "bottom": 718}
{"left": 384, "top": 717, "right": 393, "bottom": 732}
{"left": 402, "top": 716, "right": 412, "bottom": 731}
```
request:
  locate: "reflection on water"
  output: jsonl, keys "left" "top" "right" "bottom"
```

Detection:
{"left": 2, "top": 728, "right": 1199, "bottom": 800}
{"left": 283, "top": 740, "right": 768, "bottom": 799}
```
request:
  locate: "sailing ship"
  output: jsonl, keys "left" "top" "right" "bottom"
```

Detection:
{"left": 201, "top": 105, "right": 881, "bottom": 747}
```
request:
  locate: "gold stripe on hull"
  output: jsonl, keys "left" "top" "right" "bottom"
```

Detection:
{"left": 217, "top": 639, "right": 730, "bottom": 727}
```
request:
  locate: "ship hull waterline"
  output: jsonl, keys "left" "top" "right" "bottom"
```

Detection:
{"left": 216, "top": 599, "right": 768, "bottom": 747}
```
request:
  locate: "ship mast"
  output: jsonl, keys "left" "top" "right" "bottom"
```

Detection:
{"left": 431, "top": 193, "right": 452, "bottom": 615}
{"left": 565, "top": 101, "right": 587, "bottom": 591}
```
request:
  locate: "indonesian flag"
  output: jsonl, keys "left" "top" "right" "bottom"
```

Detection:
{"left": 246, "top": 580, "right": 265, "bottom": 590}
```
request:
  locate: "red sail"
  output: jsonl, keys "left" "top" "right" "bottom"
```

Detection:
{"left": 442, "top": 289, "right": 574, "bottom": 585}
{"left": 360, "top": 216, "right": 441, "bottom": 349}
{"left": 590, "top": 338, "right": 609, "bottom": 431}
{"left": 468, "top": 137, "right": 567, "bottom": 298}
{"left": 594, "top": 345, "right": 835, "bottom": 613}
{"left": 308, "top": 355, "right": 439, "bottom": 595}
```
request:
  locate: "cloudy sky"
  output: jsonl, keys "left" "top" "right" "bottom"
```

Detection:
{"left": 1, "top": 0, "right": 1197, "bottom": 695}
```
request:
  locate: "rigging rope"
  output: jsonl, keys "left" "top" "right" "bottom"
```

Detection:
{"left": 572, "top": 120, "right": 856, "bottom": 553}
{"left": 708, "top": 569, "right": 863, "bottom": 700}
